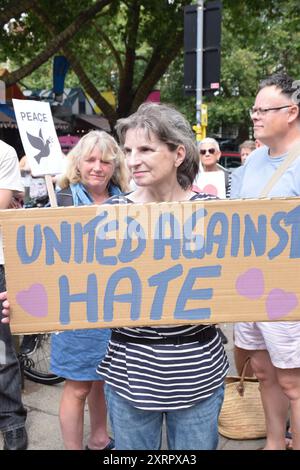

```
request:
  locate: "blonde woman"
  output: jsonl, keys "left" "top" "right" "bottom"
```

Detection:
{"left": 51, "top": 130, "right": 128, "bottom": 450}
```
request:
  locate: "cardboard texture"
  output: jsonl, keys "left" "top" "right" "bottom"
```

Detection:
{"left": 1, "top": 197, "right": 300, "bottom": 334}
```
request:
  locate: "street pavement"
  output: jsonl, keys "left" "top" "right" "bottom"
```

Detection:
{"left": 1, "top": 323, "right": 265, "bottom": 451}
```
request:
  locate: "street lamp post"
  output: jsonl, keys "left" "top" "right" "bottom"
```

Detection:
{"left": 193, "top": 0, "right": 207, "bottom": 143}
{"left": 196, "top": 0, "right": 203, "bottom": 134}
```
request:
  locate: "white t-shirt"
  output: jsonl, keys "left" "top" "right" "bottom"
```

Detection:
{"left": 0, "top": 140, "right": 24, "bottom": 264}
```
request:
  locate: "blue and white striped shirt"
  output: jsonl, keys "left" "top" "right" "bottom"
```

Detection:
{"left": 97, "top": 193, "right": 229, "bottom": 410}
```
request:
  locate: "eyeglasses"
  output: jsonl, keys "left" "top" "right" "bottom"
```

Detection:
{"left": 249, "top": 105, "right": 293, "bottom": 117}
{"left": 200, "top": 148, "right": 216, "bottom": 155}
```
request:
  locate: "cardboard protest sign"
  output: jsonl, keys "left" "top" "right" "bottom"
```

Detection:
{"left": 194, "top": 171, "right": 226, "bottom": 198}
{"left": 13, "top": 99, "right": 64, "bottom": 177}
{"left": 1, "top": 197, "right": 300, "bottom": 334}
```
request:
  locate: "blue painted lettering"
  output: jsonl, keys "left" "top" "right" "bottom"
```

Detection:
{"left": 205, "top": 213, "right": 228, "bottom": 258}
{"left": 174, "top": 265, "right": 222, "bottom": 320}
{"left": 154, "top": 213, "right": 181, "bottom": 260}
{"left": 17, "top": 225, "right": 42, "bottom": 264}
{"left": 95, "top": 220, "right": 118, "bottom": 265}
{"left": 59, "top": 274, "right": 98, "bottom": 324}
{"left": 268, "top": 212, "right": 288, "bottom": 260}
{"left": 244, "top": 215, "right": 266, "bottom": 257}
{"left": 285, "top": 206, "right": 300, "bottom": 258}
{"left": 44, "top": 222, "right": 71, "bottom": 265}
{"left": 148, "top": 265, "right": 183, "bottom": 320}
{"left": 83, "top": 212, "right": 108, "bottom": 262}
{"left": 119, "top": 217, "right": 146, "bottom": 262}
{"left": 182, "top": 208, "right": 206, "bottom": 259}
{"left": 74, "top": 223, "right": 84, "bottom": 264}
{"left": 103, "top": 267, "right": 141, "bottom": 321}
{"left": 230, "top": 213, "right": 240, "bottom": 257}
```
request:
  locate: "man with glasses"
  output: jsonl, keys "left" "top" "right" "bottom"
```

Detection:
{"left": 230, "top": 72, "right": 300, "bottom": 450}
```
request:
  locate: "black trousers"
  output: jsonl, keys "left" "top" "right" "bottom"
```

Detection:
{"left": 0, "top": 265, "right": 27, "bottom": 432}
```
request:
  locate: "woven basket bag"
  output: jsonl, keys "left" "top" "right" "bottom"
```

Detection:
{"left": 218, "top": 358, "right": 266, "bottom": 440}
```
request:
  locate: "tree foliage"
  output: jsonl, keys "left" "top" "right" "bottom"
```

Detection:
{"left": 210, "top": 0, "right": 300, "bottom": 139}
{"left": 165, "top": 0, "right": 300, "bottom": 140}
{"left": 1, "top": 0, "right": 300, "bottom": 137}
{"left": 0, "top": 0, "right": 190, "bottom": 130}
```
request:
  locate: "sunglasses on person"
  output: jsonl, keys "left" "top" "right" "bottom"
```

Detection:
{"left": 200, "top": 148, "right": 216, "bottom": 155}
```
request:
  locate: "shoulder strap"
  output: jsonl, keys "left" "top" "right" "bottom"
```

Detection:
{"left": 259, "top": 141, "right": 300, "bottom": 198}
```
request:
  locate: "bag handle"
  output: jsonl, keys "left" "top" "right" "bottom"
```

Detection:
{"left": 236, "top": 357, "right": 251, "bottom": 397}
{"left": 259, "top": 140, "right": 300, "bottom": 198}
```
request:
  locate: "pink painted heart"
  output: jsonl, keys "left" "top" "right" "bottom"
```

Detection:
{"left": 235, "top": 268, "right": 264, "bottom": 299}
{"left": 199, "top": 184, "right": 218, "bottom": 196}
{"left": 16, "top": 284, "right": 48, "bottom": 318}
{"left": 266, "top": 289, "right": 298, "bottom": 320}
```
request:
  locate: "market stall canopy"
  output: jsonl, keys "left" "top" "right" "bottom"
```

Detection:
{"left": 23, "top": 87, "right": 115, "bottom": 116}
{"left": 74, "top": 114, "right": 111, "bottom": 133}
{"left": 0, "top": 110, "right": 16, "bottom": 128}
{"left": 0, "top": 103, "right": 70, "bottom": 130}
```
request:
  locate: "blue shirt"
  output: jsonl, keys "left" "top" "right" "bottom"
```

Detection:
{"left": 230, "top": 145, "right": 300, "bottom": 199}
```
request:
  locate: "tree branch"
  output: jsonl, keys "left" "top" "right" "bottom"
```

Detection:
{"left": 131, "top": 31, "right": 184, "bottom": 112}
{"left": 2, "top": 0, "right": 113, "bottom": 86}
{"left": 92, "top": 21, "right": 124, "bottom": 81}
{"left": 117, "top": 0, "right": 141, "bottom": 115}
{"left": 33, "top": 4, "right": 117, "bottom": 128}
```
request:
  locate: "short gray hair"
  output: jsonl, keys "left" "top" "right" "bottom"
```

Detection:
{"left": 115, "top": 102, "right": 199, "bottom": 190}
{"left": 199, "top": 137, "right": 220, "bottom": 152}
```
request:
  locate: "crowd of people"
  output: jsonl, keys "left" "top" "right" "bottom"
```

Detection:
{"left": 1, "top": 71, "right": 300, "bottom": 451}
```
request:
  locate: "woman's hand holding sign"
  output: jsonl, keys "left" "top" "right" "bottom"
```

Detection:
{"left": 0, "top": 291, "right": 10, "bottom": 323}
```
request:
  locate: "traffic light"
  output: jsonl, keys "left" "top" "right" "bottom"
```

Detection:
{"left": 184, "top": 1, "right": 222, "bottom": 96}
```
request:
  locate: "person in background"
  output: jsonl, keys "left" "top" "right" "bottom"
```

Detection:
{"left": 231, "top": 72, "right": 300, "bottom": 450}
{"left": 239, "top": 139, "right": 256, "bottom": 165}
{"left": 19, "top": 155, "right": 49, "bottom": 208}
{"left": 232, "top": 138, "right": 256, "bottom": 374}
{"left": 0, "top": 139, "right": 27, "bottom": 450}
{"left": 194, "top": 137, "right": 229, "bottom": 344}
{"left": 50, "top": 130, "right": 129, "bottom": 450}
{"left": 98, "top": 102, "right": 229, "bottom": 450}
{"left": 194, "top": 137, "right": 231, "bottom": 198}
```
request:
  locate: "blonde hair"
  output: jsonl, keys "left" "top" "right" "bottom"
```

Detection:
{"left": 59, "top": 130, "right": 129, "bottom": 192}
{"left": 239, "top": 140, "right": 256, "bottom": 152}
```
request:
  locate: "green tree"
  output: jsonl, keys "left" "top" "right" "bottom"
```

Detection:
{"left": 163, "top": 0, "right": 300, "bottom": 141}
{"left": 1, "top": 0, "right": 300, "bottom": 138}
{"left": 1, "top": 0, "right": 190, "bottom": 130}
{"left": 206, "top": 0, "right": 300, "bottom": 140}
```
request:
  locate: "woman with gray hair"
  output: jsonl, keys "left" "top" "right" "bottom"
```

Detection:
{"left": 0, "top": 107, "right": 228, "bottom": 450}
{"left": 98, "top": 102, "right": 229, "bottom": 450}
{"left": 51, "top": 130, "right": 129, "bottom": 450}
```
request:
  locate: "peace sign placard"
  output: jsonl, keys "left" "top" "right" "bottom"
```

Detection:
{"left": 13, "top": 99, "right": 64, "bottom": 177}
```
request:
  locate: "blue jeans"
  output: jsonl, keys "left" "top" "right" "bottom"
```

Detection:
{"left": 105, "top": 384, "right": 224, "bottom": 450}
{"left": 0, "top": 266, "right": 27, "bottom": 432}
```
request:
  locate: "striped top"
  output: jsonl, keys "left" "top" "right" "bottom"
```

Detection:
{"left": 97, "top": 193, "right": 229, "bottom": 410}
